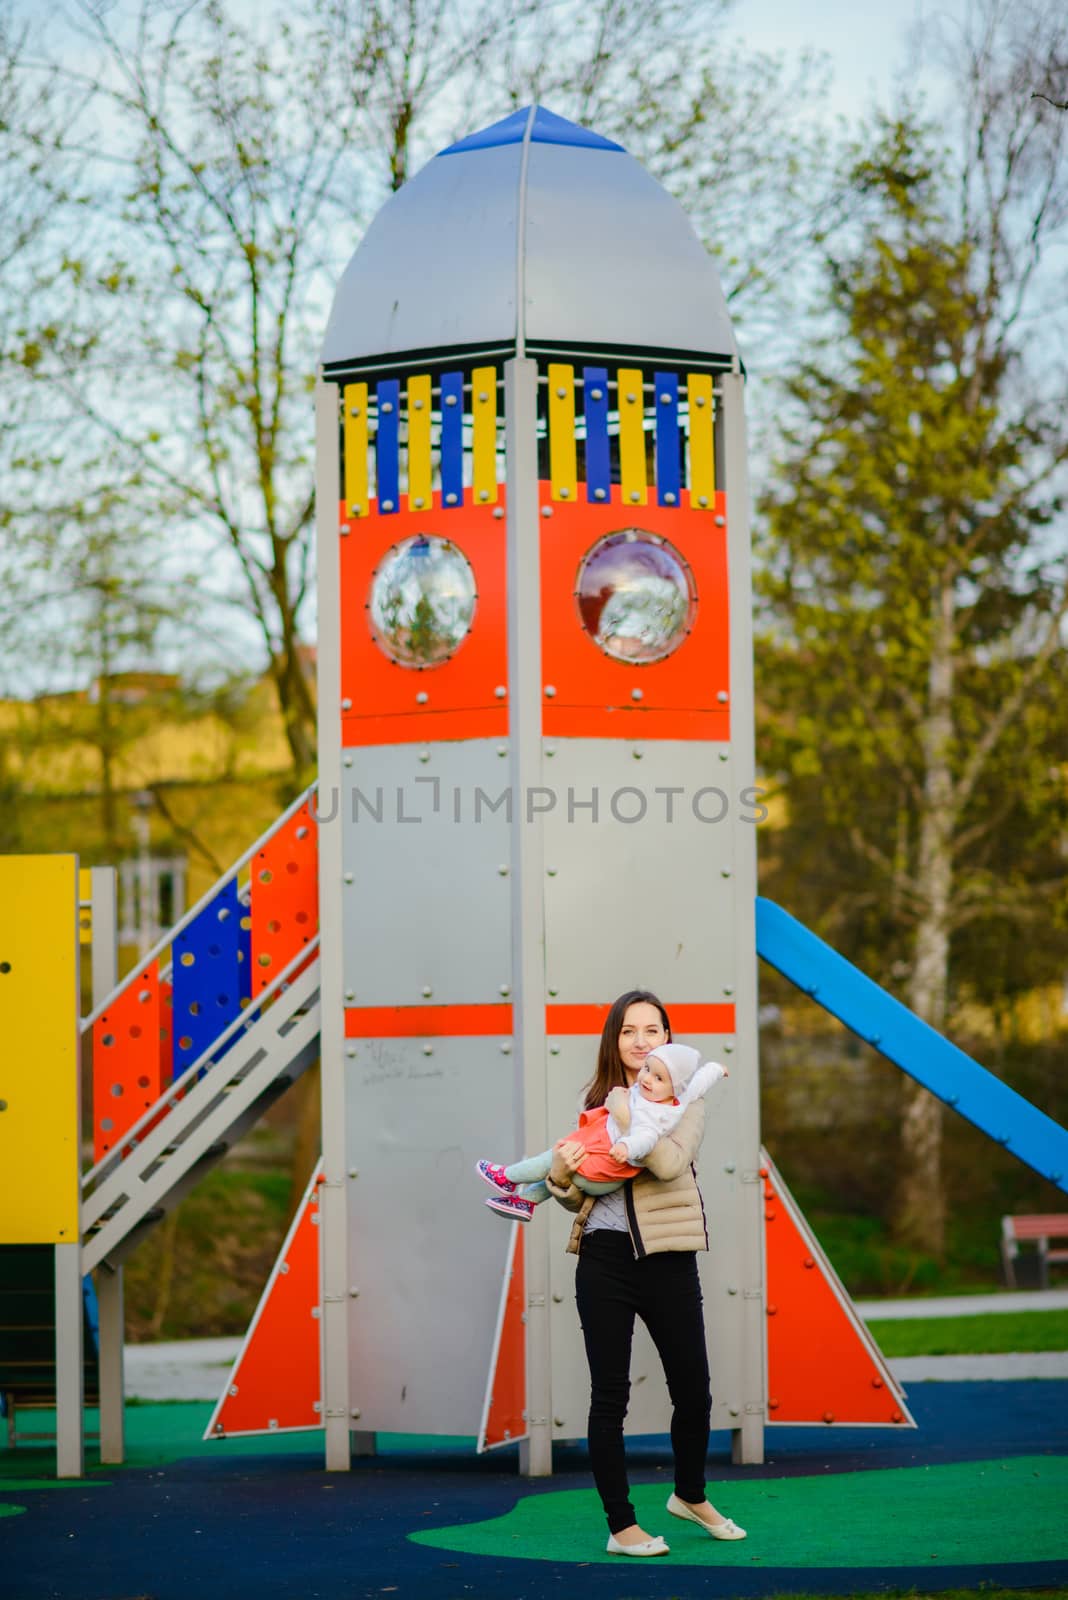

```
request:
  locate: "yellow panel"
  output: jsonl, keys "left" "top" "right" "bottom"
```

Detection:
{"left": 687, "top": 373, "right": 716, "bottom": 507}
{"left": 343, "top": 383, "right": 369, "bottom": 518}
{"left": 406, "top": 373, "right": 432, "bottom": 512}
{"left": 471, "top": 366, "right": 499, "bottom": 505}
{"left": 78, "top": 866, "right": 92, "bottom": 944}
{"left": 547, "top": 363, "right": 577, "bottom": 503}
{"left": 617, "top": 368, "right": 647, "bottom": 507}
{"left": 0, "top": 855, "right": 80, "bottom": 1243}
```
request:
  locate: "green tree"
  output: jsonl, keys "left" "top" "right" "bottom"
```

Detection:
{"left": 758, "top": 113, "right": 1068, "bottom": 1256}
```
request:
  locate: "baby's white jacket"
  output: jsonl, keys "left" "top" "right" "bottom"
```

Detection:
{"left": 611, "top": 1061, "right": 726, "bottom": 1163}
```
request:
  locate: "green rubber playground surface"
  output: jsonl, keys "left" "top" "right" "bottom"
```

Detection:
{"left": 411, "top": 1454, "right": 1068, "bottom": 1568}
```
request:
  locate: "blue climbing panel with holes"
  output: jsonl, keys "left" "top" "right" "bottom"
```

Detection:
{"left": 756, "top": 897, "right": 1068, "bottom": 1193}
{"left": 171, "top": 880, "right": 250, "bottom": 1076}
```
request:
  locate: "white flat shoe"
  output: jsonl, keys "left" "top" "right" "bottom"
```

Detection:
{"left": 666, "top": 1492, "right": 747, "bottom": 1540}
{"left": 606, "top": 1533, "right": 670, "bottom": 1557}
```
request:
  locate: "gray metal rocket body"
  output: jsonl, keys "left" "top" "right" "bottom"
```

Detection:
{"left": 315, "top": 104, "right": 763, "bottom": 1469}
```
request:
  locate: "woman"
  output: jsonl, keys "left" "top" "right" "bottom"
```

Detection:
{"left": 545, "top": 989, "right": 746, "bottom": 1557}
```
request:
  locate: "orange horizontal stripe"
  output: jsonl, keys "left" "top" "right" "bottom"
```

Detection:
{"left": 345, "top": 1004, "right": 513, "bottom": 1038}
{"left": 546, "top": 1003, "right": 736, "bottom": 1036}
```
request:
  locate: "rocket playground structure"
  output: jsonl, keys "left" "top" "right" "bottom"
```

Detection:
{"left": 2, "top": 106, "right": 1067, "bottom": 1485}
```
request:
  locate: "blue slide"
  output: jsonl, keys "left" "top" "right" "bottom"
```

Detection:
{"left": 755, "top": 898, "right": 1068, "bottom": 1194}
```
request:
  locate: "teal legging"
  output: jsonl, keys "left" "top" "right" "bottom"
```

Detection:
{"left": 504, "top": 1149, "right": 623, "bottom": 1205}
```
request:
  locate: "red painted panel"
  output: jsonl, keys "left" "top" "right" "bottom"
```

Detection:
{"left": 93, "top": 959, "right": 170, "bottom": 1161}
{"left": 546, "top": 1002, "right": 735, "bottom": 1036}
{"left": 541, "top": 488, "right": 731, "bottom": 741}
{"left": 345, "top": 1003, "right": 513, "bottom": 1038}
{"left": 763, "top": 1154, "right": 911, "bottom": 1426}
{"left": 480, "top": 1226, "right": 527, "bottom": 1451}
{"left": 207, "top": 1168, "right": 322, "bottom": 1438}
{"left": 249, "top": 801, "right": 319, "bottom": 994}
{"left": 339, "top": 495, "right": 508, "bottom": 745}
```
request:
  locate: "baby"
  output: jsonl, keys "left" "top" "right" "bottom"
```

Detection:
{"left": 476, "top": 1042, "right": 725, "bottom": 1221}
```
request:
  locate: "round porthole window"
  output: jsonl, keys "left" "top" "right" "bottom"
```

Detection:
{"left": 575, "top": 530, "right": 696, "bottom": 663}
{"left": 368, "top": 535, "right": 477, "bottom": 668}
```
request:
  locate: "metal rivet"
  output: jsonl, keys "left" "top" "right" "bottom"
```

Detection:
{"left": 590, "top": 387, "right": 603, "bottom": 400}
{"left": 478, "top": 391, "right": 488, "bottom": 402}
{"left": 423, "top": 1044, "right": 433, "bottom": 1056}
{"left": 559, "top": 486, "right": 570, "bottom": 498}
{"left": 698, "top": 495, "right": 709, "bottom": 507}
{"left": 416, "top": 690, "right": 429, "bottom": 704}
{"left": 594, "top": 487, "right": 607, "bottom": 500}
{"left": 414, "top": 496, "right": 424, "bottom": 508}
{"left": 715, "top": 514, "right": 726, "bottom": 527}
{"left": 345, "top": 988, "right": 355, "bottom": 1000}
{"left": 630, "top": 491, "right": 640, "bottom": 502}
{"left": 493, "top": 506, "right": 504, "bottom": 519}
{"left": 631, "top": 688, "right": 643, "bottom": 701}
{"left": 349, "top": 1287, "right": 360, "bottom": 1298}
{"left": 545, "top": 745, "right": 556, "bottom": 757}
{"left": 550, "top": 1044, "right": 560, "bottom": 1055}
{"left": 719, "top": 751, "right": 729, "bottom": 761}
{"left": 446, "top": 492, "right": 458, "bottom": 504}
{"left": 544, "top": 685, "right": 556, "bottom": 697}
{"left": 341, "top": 697, "right": 352, "bottom": 711}
{"left": 422, "top": 986, "right": 432, "bottom": 998}
{"left": 445, "top": 394, "right": 457, "bottom": 406}
{"left": 696, "top": 395, "right": 707, "bottom": 407}
{"left": 413, "top": 399, "right": 424, "bottom": 410}
{"left": 724, "top": 1043, "right": 734, "bottom": 1053}
{"left": 546, "top": 867, "right": 557, "bottom": 877}
{"left": 664, "top": 492, "right": 677, "bottom": 504}
{"left": 498, "top": 865, "right": 509, "bottom": 876}
{"left": 723, "top": 986, "right": 734, "bottom": 996}
{"left": 500, "top": 1041, "right": 512, "bottom": 1054}
{"left": 349, "top": 1168, "right": 358, "bottom": 1178}
{"left": 724, "top": 1163, "right": 736, "bottom": 1174}
{"left": 659, "top": 393, "right": 670, "bottom": 404}
{"left": 632, "top": 748, "right": 643, "bottom": 760}
{"left": 541, "top": 505, "right": 553, "bottom": 518}
{"left": 721, "top": 869, "right": 732, "bottom": 878}
{"left": 717, "top": 690, "right": 729, "bottom": 703}
{"left": 351, "top": 1407, "right": 361, "bottom": 1420}
{"left": 381, "top": 401, "right": 393, "bottom": 413}
{"left": 494, "top": 685, "right": 506, "bottom": 698}
{"left": 382, "top": 499, "right": 394, "bottom": 511}
{"left": 343, "top": 755, "right": 353, "bottom": 767}
{"left": 418, "top": 749, "right": 430, "bottom": 763}
{"left": 626, "top": 392, "right": 637, "bottom": 403}
{"left": 344, "top": 872, "right": 354, "bottom": 884}
{"left": 555, "top": 387, "right": 566, "bottom": 398}
{"left": 346, "top": 1046, "right": 357, "bottom": 1058}
{"left": 478, "top": 488, "right": 489, "bottom": 500}
{"left": 496, "top": 745, "right": 507, "bottom": 757}
{"left": 548, "top": 987, "right": 558, "bottom": 997}
{"left": 499, "top": 985, "right": 510, "bottom": 997}
{"left": 349, "top": 406, "right": 361, "bottom": 417}
{"left": 340, "top": 522, "right": 351, "bottom": 534}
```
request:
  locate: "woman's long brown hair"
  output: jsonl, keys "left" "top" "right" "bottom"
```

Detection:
{"left": 582, "top": 989, "right": 672, "bottom": 1109}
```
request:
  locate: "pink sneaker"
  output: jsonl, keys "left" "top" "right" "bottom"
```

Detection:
{"left": 485, "top": 1194, "right": 535, "bottom": 1222}
{"left": 475, "top": 1159, "right": 517, "bottom": 1196}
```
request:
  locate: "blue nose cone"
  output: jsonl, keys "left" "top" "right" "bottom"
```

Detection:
{"left": 321, "top": 105, "right": 737, "bottom": 370}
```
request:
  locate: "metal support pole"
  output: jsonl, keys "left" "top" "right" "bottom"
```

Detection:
{"left": 55, "top": 1242, "right": 85, "bottom": 1478}
{"left": 315, "top": 373, "right": 352, "bottom": 1471}
{"left": 722, "top": 368, "right": 765, "bottom": 1466}
{"left": 504, "top": 356, "right": 553, "bottom": 1478}
{"left": 89, "top": 867, "right": 125, "bottom": 1465}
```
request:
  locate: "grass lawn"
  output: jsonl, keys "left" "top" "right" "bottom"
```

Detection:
{"left": 867, "top": 1307, "right": 1068, "bottom": 1356}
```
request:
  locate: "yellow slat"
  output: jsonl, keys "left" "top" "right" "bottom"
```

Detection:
{"left": 78, "top": 867, "right": 92, "bottom": 944}
{"left": 548, "top": 363, "right": 577, "bottom": 502}
{"left": 687, "top": 373, "right": 716, "bottom": 507}
{"left": 0, "top": 855, "right": 80, "bottom": 1243}
{"left": 471, "top": 367, "right": 498, "bottom": 504}
{"left": 617, "top": 368, "right": 647, "bottom": 507}
{"left": 343, "top": 382, "right": 369, "bottom": 518}
{"left": 406, "top": 373, "right": 432, "bottom": 512}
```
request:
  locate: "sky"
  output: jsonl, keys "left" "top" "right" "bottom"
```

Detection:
{"left": 726, "top": 0, "right": 947, "bottom": 122}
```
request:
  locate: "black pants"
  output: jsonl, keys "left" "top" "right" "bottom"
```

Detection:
{"left": 574, "top": 1231, "right": 711, "bottom": 1534}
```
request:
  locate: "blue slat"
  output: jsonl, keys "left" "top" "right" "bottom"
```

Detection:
{"left": 172, "top": 879, "right": 249, "bottom": 1073}
{"left": 582, "top": 366, "right": 611, "bottom": 503}
{"left": 654, "top": 370, "right": 681, "bottom": 506}
{"left": 756, "top": 897, "right": 1068, "bottom": 1191}
{"left": 440, "top": 370, "right": 464, "bottom": 508}
{"left": 375, "top": 379, "right": 400, "bottom": 513}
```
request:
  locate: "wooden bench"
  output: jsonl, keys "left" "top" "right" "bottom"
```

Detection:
{"left": 1000, "top": 1214, "right": 1068, "bottom": 1289}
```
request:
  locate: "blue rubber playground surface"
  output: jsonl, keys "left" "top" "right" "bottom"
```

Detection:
{"left": 4, "top": 1380, "right": 1067, "bottom": 1600}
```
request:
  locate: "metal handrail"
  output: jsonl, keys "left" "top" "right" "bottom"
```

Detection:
{"left": 82, "top": 934, "right": 321, "bottom": 1194}
{"left": 81, "top": 779, "right": 318, "bottom": 1032}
